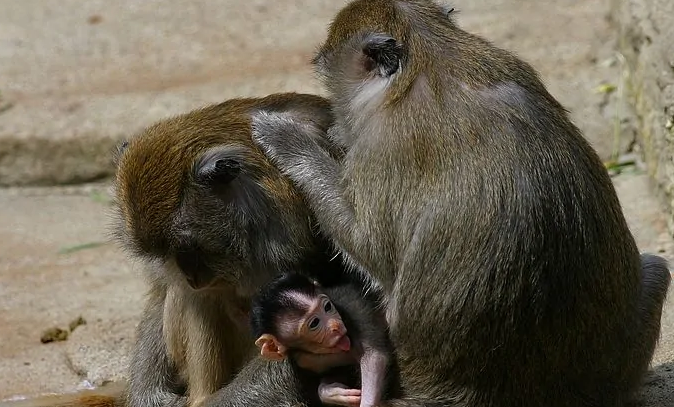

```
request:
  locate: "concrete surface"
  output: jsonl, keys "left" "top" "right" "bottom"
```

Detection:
{"left": 1, "top": 0, "right": 673, "bottom": 405}
{"left": 0, "top": 184, "right": 142, "bottom": 398}
{"left": 0, "top": 0, "right": 630, "bottom": 186}
{"left": 612, "top": 0, "right": 674, "bottom": 237}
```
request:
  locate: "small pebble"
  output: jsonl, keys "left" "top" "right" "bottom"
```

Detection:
{"left": 69, "top": 315, "right": 87, "bottom": 332}
{"left": 40, "top": 327, "right": 69, "bottom": 343}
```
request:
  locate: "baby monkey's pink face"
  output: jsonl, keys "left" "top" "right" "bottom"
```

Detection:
{"left": 296, "top": 293, "right": 351, "bottom": 354}
{"left": 255, "top": 291, "right": 352, "bottom": 361}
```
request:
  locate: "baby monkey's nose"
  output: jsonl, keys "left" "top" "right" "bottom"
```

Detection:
{"left": 328, "top": 320, "right": 342, "bottom": 332}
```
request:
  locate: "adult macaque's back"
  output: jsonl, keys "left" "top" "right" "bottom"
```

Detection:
{"left": 250, "top": 1, "right": 672, "bottom": 406}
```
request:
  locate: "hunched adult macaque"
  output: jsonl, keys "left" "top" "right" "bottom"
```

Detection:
{"left": 251, "top": 272, "right": 395, "bottom": 407}
{"left": 17, "top": 93, "right": 353, "bottom": 407}
{"left": 113, "top": 93, "right": 350, "bottom": 407}
{"left": 251, "top": 1, "right": 672, "bottom": 406}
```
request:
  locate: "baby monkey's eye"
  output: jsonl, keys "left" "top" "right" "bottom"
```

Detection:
{"left": 308, "top": 317, "right": 320, "bottom": 330}
{"left": 324, "top": 301, "right": 333, "bottom": 313}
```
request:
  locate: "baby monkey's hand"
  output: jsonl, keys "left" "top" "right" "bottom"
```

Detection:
{"left": 319, "top": 381, "right": 361, "bottom": 407}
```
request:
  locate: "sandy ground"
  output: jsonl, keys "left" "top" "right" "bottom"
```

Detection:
{"left": 0, "top": 0, "right": 672, "bottom": 405}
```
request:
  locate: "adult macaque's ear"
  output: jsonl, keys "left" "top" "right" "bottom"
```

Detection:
{"left": 255, "top": 334, "right": 287, "bottom": 361}
{"left": 362, "top": 33, "right": 403, "bottom": 77}
{"left": 194, "top": 147, "right": 242, "bottom": 186}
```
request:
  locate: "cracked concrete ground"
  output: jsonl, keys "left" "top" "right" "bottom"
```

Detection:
{"left": 0, "top": 0, "right": 672, "bottom": 405}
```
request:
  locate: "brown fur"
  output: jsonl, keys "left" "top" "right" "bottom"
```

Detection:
{"left": 115, "top": 93, "right": 333, "bottom": 260}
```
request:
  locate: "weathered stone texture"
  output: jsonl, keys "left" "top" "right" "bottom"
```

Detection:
{"left": 0, "top": 0, "right": 635, "bottom": 186}
{"left": 613, "top": 0, "right": 674, "bottom": 231}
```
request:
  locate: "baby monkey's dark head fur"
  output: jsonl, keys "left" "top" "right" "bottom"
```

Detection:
{"left": 250, "top": 273, "right": 319, "bottom": 339}
{"left": 112, "top": 94, "right": 337, "bottom": 293}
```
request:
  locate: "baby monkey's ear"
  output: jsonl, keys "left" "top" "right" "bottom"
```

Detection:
{"left": 255, "top": 334, "right": 287, "bottom": 361}
{"left": 362, "top": 33, "right": 403, "bottom": 77}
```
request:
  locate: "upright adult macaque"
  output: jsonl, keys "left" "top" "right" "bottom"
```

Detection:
{"left": 251, "top": 1, "right": 672, "bottom": 406}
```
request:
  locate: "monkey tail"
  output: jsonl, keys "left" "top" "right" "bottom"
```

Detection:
{"left": 0, "top": 383, "right": 125, "bottom": 407}
{"left": 53, "top": 395, "right": 119, "bottom": 407}
{"left": 637, "top": 253, "right": 671, "bottom": 353}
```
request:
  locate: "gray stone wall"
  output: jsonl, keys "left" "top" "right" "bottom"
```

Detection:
{"left": 612, "top": 0, "right": 674, "bottom": 232}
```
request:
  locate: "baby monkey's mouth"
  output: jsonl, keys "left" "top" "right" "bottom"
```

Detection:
{"left": 330, "top": 334, "right": 351, "bottom": 352}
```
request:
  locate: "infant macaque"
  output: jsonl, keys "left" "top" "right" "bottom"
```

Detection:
{"left": 250, "top": 273, "right": 394, "bottom": 407}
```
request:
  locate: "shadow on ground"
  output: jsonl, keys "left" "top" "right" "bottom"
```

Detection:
{"left": 637, "top": 362, "right": 674, "bottom": 406}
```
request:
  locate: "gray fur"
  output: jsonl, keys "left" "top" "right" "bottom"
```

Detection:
{"left": 251, "top": 1, "right": 672, "bottom": 406}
